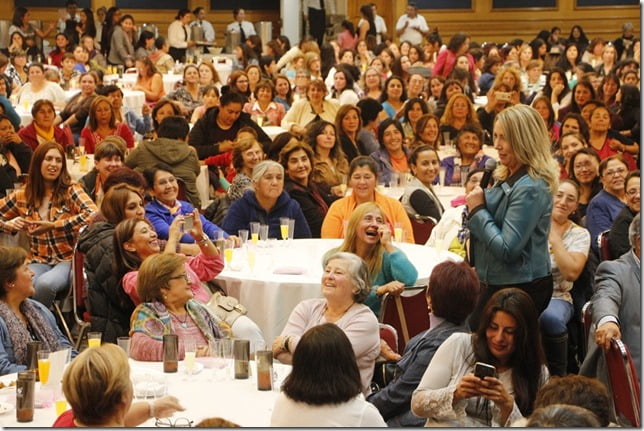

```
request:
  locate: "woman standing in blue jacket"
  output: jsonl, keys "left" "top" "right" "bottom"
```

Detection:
{"left": 466, "top": 104, "right": 559, "bottom": 330}
{"left": 222, "top": 160, "right": 311, "bottom": 239}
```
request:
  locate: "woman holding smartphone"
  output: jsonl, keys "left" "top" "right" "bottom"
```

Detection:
{"left": 411, "top": 288, "right": 549, "bottom": 426}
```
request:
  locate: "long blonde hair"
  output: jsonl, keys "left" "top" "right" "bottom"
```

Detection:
{"left": 337, "top": 202, "right": 385, "bottom": 280}
{"left": 494, "top": 105, "right": 559, "bottom": 193}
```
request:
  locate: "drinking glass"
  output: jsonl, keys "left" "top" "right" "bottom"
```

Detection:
{"left": 279, "top": 217, "right": 289, "bottom": 240}
{"left": 249, "top": 222, "right": 260, "bottom": 245}
{"left": 37, "top": 351, "right": 50, "bottom": 386}
{"left": 287, "top": 219, "right": 295, "bottom": 241}
{"left": 184, "top": 338, "right": 196, "bottom": 376}
{"left": 238, "top": 229, "right": 249, "bottom": 244}
{"left": 438, "top": 166, "right": 446, "bottom": 188}
{"left": 394, "top": 222, "right": 403, "bottom": 243}
{"left": 339, "top": 174, "right": 347, "bottom": 195}
{"left": 390, "top": 172, "right": 399, "bottom": 188}
{"left": 259, "top": 224, "right": 268, "bottom": 244}
{"left": 87, "top": 331, "right": 102, "bottom": 348}
{"left": 246, "top": 243, "right": 257, "bottom": 272}
{"left": 223, "top": 239, "right": 234, "bottom": 267}
{"left": 117, "top": 337, "right": 131, "bottom": 357}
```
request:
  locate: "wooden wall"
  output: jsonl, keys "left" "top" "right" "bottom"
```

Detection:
{"left": 2, "top": 0, "right": 640, "bottom": 49}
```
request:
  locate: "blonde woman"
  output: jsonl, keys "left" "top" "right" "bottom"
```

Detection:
{"left": 466, "top": 104, "right": 559, "bottom": 329}
{"left": 438, "top": 93, "right": 479, "bottom": 142}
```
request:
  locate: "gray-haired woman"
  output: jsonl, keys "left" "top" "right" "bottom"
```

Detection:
{"left": 272, "top": 252, "right": 380, "bottom": 395}
{"left": 221, "top": 160, "right": 312, "bottom": 238}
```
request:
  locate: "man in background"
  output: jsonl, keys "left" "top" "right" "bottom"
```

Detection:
{"left": 395, "top": 2, "right": 429, "bottom": 46}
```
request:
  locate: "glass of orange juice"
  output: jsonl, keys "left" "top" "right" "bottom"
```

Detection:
{"left": 87, "top": 332, "right": 102, "bottom": 348}
{"left": 37, "top": 350, "right": 50, "bottom": 385}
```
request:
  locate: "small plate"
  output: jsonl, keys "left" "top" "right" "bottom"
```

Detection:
{"left": 0, "top": 402, "right": 14, "bottom": 415}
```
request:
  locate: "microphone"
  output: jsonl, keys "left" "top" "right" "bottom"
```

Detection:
{"left": 480, "top": 158, "right": 497, "bottom": 189}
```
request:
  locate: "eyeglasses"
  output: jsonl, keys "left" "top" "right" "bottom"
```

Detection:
{"left": 155, "top": 417, "right": 193, "bottom": 427}
{"left": 626, "top": 188, "right": 640, "bottom": 197}
{"left": 169, "top": 273, "right": 191, "bottom": 284}
{"left": 603, "top": 168, "right": 627, "bottom": 177}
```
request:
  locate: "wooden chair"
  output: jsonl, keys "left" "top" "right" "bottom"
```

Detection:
{"left": 379, "top": 323, "right": 399, "bottom": 354}
{"left": 598, "top": 230, "right": 612, "bottom": 261}
{"left": 70, "top": 227, "right": 91, "bottom": 350}
{"left": 408, "top": 215, "right": 435, "bottom": 245}
{"left": 379, "top": 286, "right": 429, "bottom": 353}
{"left": 604, "top": 338, "right": 641, "bottom": 427}
{"left": 581, "top": 301, "right": 593, "bottom": 358}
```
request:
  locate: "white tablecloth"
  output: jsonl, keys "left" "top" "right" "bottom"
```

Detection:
{"left": 261, "top": 126, "right": 288, "bottom": 140}
{"left": 117, "top": 73, "right": 184, "bottom": 95}
{"left": 0, "top": 359, "right": 289, "bottom": 427}
{"left": 217, "top": 238, "right": 462, "bottom": 343}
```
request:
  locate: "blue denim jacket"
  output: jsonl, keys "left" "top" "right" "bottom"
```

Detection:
{"left": 468, "top": 168, "right": 552, "bottom": 285}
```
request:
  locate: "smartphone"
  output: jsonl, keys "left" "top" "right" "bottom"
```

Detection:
{"left": 183, "top": 214, "right": 194, "bottom": 231}
{"left": 474, "top": 362, "right": 496, "bottom": 379}
{"left": 495, "top": 91, "right": 511, "bottom": 102}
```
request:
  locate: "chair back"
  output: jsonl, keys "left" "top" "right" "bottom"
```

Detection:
{"left": 176, "top": 177, "right": 188, "bottom": 202}
{"left": 379, "top": 323, "right": 399, "bottom": 354}
{"left": 379, "top": 286, "right": 429, "bottom": 353}
{"left": 71, "top": 226, "right": 91, "bottom": 349}
{"left": 409, "top": 215, "right": 435, "bottom": 245}
{"left": 581, "top": 301, "right": 592, "bottom": 356}
{"left": 604, "top": 338, "right": 641, "bottom": 427}
{"left": 598, "top": 230, "right": 612, "bottom": 261}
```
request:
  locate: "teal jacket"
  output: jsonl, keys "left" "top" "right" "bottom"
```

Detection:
{"left": 365, "top": 249, "right": 419, "bottom": 315}
{"left": 468, "top": 167, "right": 552, "bottom": 285}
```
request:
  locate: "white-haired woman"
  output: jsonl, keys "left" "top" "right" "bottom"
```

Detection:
{"left": 221, "top": 160, "right": 312, "bottom": 239}
{"left": 466, "top": 104, "right": 560, "bottom": 329}
{"left": 272, "top": 252, "right": 380, "bottom": 395}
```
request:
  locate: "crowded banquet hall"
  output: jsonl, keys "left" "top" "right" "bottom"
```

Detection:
{"left": 0, "top": 0, "right": 639, "bottom": 427}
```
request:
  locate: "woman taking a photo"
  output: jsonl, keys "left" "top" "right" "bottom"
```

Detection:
{"left": 321, "top": 156, "right": 414, "bottom": 242}
{"left": 465, "top": 104, "right": 559, "bottom": 329}
{"left": 401, "top": 145, "right": 443, "bottom": 223}
{"left": 129, "top": 252, "right": 225, "bottom": 361}
{"left": 272, "top": 252, "right": 380, "bottom": 395}
{"left": 305, "top": 120, "right": 349, "bottom": 200}
{"left": 411, "top": 288, "right": 549, "bottom": 426}
{"left": 328, "top": 202, "right": 418, "bottom": 315}
{"left": 0, "top": 142, "right": 97, "bottom": 308}
{"left": 440, "top": 124, "right": 491, "bottom": 187}
{"left": 271, "top": 323, "right": 386, "bottom": 427}
{"left": 0, "top": 246, "right": 76, "bottom": 375}
{"left": 80, "top": 95, "right": 134, "bottom": 154}
{"left": 280, "top": 141, "right": 329, "bottom": 238}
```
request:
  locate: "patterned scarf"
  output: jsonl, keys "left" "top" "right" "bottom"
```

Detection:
{"left": 0, "top": 299, "right": 61, "bottom": 365}
{"left": 130, "top": 299, "right": 223, "bottom": 344}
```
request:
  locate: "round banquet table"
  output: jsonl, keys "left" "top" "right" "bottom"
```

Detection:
{"left": 217, "top": 238, "right": 462, "bottom": 344}
{"left": 0, "top": 359, "right": 290, "bottom": 427}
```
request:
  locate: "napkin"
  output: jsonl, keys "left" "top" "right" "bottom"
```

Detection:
{"left": 46, "top": 348, "right": 70, "bottom": 387}
{"left": 273, "top": 266, "right": 306, "bottom": 275}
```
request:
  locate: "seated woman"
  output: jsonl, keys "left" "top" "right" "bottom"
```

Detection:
{"left": 557, "top": 132, "right": 588, "bottom": 179}
{"left": 18, "top": 99, "right": 73, "bottom": 151}
{"left": 586, "top": 155, "right": 629, "bottom": 254}
{"left": 0, "top": 246, "right": 76, "bottom": 375}
{"left": 413, "top": 114, "right": 441, "bottom": 149}
{"left": 15, "top": 63, "right": 66, "bottom": 109}
{"left": 476, "top": 82, "right": 515, "bottom": 140}
{"left": 367, "top": 261, "right": 479, "bottom": 426}
{"left": 0, "top": 142, "right": 97, "bottom": 308}
{"left": 433, "top": 79, "right": 463, "bottom": 120}
{"left": 379, "top": 75, "right": 407, "bottom": 120}
{"left": 142, "top": 163, "right": 227, "bottom": 243}
{"left": 271, "top": 323, "right": 386, "bottom": 427}
{"left": 401, "top": 145, "right": 444, "bottom": 222}
{"left": 0, "top": 115, "right": 31, "bottom": 196}
{"left": 198, "top": 62, "right": 222, "bottom": 89}
{"left": 128, "top": 249, "right": 225, "bottom": 361}
{"left": 336, "top": 105, "right": 368, "bottom": 164}
{"left": 587, "top": 103, "right": 637, "bottom": 170}
{"left": 439, "top": 93, "right": 480, "bottom": 143}
{"left": 329, "top": 66, "right": 359, "bottom": 106}
{"left": 321, "top": 156, "right": 414, "bottom": 242}
{"left": 242, "top": 79, "right": 286, "bottom": 127}
{"left": 101, "top": 84, "right": 152, "bottom": 138}
{"left": 149, "top": 37, "right": 174, "bottom": 74}
{"left": 221, "top": 136, "right": 264, "bottom": 202}
{"left": 279, "top": 140, "right": 329, "bottom": 238}
{"left": 222, "top": 160, "right": 312, "bottom": 239}
{"left": 166, "top": 64, "right": 201, "bottom": 118}
{"left": 78, "top": 136, "right": 125, "bottom": 204}
{"left": 56, "top": 343, "right": 183, "bottom": 427}
{"left": 326, "top": 202, "right": 418, "bottom": 315}
{"left": 125, "top": 116, "right": 202, "bottom": 209}
{"left": 441, "top": 124, "right": 491, "bottom": 187}
{"left": 80, "top": 96, "right": 134, "bottom": 154}
{"left": 608, "top": 170, "right": 639, "bottom": 258}
{"left": 400, "top": 98, "right": 429, "bottom": 145}
{"left": 370, "top": 118, "right": 411, "bottom": 187}
{"left": 133, "top": 56, "right": 165, "bottom": 105}
{"left": 304, "top": 120, "right": 349, "bottom": 204}
{"left": 540, "top": 179, "right": 590, "bottom": 376}
{"left": 411, "top": 288, "right": 549, "bottom": 426}
{"left": 272, "top": 252, "right": 380, "bottom": 395}
{"left": 568, "top": 148, "right": 601, "bottom": 221}
{"left": 281, "top": 80, "right": 340, "bottom": 137}
{"left": 54, "top": 71, "right": 98, "bottom": 142}
{"left": 190, "top": 85, "right": 220, "bottom": 124}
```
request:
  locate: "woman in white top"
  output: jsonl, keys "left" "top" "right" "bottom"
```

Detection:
{"left": 329, "top": 66, "right": 359, "bottom": 106}
{"left": 15, "top": 63, "right": 66, "bottom": 109}
{"left": 271, "top": 323, "right": 385, "bottom": 426}
{"left": 411, "top": 288, "right": 549, "bottom": 427}
{"left": 281, "top": 80, "right": 340, "bottom": 137}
